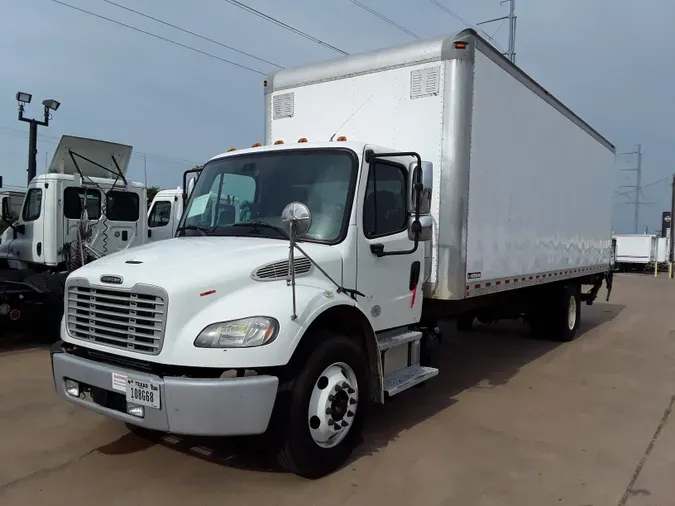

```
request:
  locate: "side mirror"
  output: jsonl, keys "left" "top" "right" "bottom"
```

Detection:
{"left": 1, "top": 198, "right": 10, "bottom": 221}
{"left": 186, "top": 176, "right": 197, "bottom": 199}
{"left": 408, "top": 160, "right": 433, "bottom": 215}
{"left": 281, "top": 201, "right": 312, "bottom": 238}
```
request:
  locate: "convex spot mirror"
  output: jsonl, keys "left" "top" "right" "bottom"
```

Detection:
{"left": 408, "top": 160, "right": 433, "bottom": 215}
{"left": 282, "top": 201, "right": 312, "bottom": 238}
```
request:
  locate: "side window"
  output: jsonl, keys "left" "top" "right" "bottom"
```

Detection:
{"left": 106, "top": 191, "right": 140, "bottom": 222}
{"left": 148, "top": 201, "right": 172, "bottom": 227}
{"left": 64, "top": 188, "right": 102, "bottom": 220}
{"left": 363, "top": 162, "right": 407, "bottom": 238}
{"left": 22, "top": 189, "right": 42, "bottom": 222}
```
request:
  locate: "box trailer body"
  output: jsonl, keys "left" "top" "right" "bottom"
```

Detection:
{"left": 613, "top": 234, "right": 657, "bottom": 269}
{"left": 265, "top": 30, "right": 615, "bottom": 301}
{"left": 51, "top": 29, "right": 615, "bottom": 479}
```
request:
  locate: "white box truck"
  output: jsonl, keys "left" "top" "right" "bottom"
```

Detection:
{"left": 50, "top": 29, "right": 615, "bottom": 478}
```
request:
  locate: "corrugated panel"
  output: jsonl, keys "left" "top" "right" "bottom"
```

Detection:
{"left": 273, "top": 92, "right": 295, "bottom": 119}
{"left": 410, "top": 66, "right": 441, "bottom": 99}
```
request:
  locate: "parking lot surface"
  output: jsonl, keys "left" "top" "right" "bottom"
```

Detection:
{"left": 1, "top": 274, "right": 674, "bottom": 505}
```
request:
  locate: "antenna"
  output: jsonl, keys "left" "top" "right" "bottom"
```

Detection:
{"left": 328, "top": 95, "right": 373, "bottom": 141}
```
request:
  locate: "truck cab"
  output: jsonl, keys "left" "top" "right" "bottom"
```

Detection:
{"left": 147, "top": 187, "right": 185, "bottom": 243}
{"left": 0, "top": 135, "right": 146, "bottom": 323}
{"left": 51, "top": 140, "right": 435, "bottom": 477}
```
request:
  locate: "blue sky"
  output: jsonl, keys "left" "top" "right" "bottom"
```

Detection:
{"left": 2, "top": 0, "right": 674, "bottom": 233}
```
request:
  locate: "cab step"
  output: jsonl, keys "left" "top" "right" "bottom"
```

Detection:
{"left": 376, "top": 327, "right": 439, "bottom": 400}
{"left": 383, "top": 365, "right": 439, "bottom": 397}
{"left": 377, "top": 328, "right": 423, "bottom": 351}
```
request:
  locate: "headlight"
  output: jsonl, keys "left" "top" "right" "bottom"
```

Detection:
{"left": 194, "top": 317, "right": 279, "bottom": 348}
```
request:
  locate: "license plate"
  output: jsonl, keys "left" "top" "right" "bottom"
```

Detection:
{"left": 126, "top": 378, "right": 160, "bottom": 409}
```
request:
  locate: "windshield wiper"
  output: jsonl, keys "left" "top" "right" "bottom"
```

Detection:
{"left": 230, "top": 221, "right": 288, "bottom": 238}
{"left": 175, "top": 225, "right": 208, "bottom": 236}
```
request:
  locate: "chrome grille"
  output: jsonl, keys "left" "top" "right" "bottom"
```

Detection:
{"left": 252, "top": 257, "right": 312, "bottom": 281}
{"left": 66, "top": 283, "right": 167, "bottom": 355}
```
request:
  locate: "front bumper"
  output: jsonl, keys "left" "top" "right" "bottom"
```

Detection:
{"left": 51, "top": 342, "right": 279, "bottom": 436}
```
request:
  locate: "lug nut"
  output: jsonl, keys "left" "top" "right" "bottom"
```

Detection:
{"left": 326, "top": 408, "right": 332, "bottom": 414}
{"left": 342, "top": 382, "right": 349, "bottom": 389}
{"left": 349, "top": 398, "right": 356, "bottom": 405}
{"left": 328, "top": 419, "right": 334, "bottom": 426}
{"left": 347, "top": 410, "right": 354, "bottom": 417}
{"left": 347, "top": 387, "right": 355, "bottom": 394}
{"left": 328, "top": 394, "right": 335, "bottom": 401}
{"left": 341, "top": 420, "right": 349, "bottom": 427}
{"left": 335, "top": 385, "right": 342, "bottom": 392}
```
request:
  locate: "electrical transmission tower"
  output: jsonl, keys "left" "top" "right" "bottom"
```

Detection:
{"left": 618, "top": 144, "right": 652, "bottom": 233}
{"left": 477, "top": 0, "right": 517, "bottom": 63}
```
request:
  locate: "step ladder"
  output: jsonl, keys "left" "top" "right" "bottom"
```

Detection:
{"left": 377, "top": 328, "right": 438, "bottom": 399}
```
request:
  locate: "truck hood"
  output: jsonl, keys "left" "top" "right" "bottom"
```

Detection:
{"left": 68, "top": 236, "right": 343, "bottom": 294}
{"left": 48, "top": 135, "right": 132, "bottom": 180}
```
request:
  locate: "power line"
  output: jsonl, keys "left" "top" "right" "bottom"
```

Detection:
{"left": 102, "top": 0, "right": 283, "bottom": 69}
{"left": 426, "top": 0, "right": 507, "bottom": 54}
{"left": 222, "top": 0, "right": 349, "bottom": 55}
{"left": 346, "top": 0, "right": 421, "bottom": 40}
{"left": 47, "top": 0, "right": 268, "bottom": 75}
{"left": 614, "top": 176, "right": 671, "bottom": 199}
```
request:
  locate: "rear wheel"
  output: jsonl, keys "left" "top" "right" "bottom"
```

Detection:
{"left": 275, "top": 333, "right": 368, "bottom": 478}
{"left": 530, "top": 283, "right": 581, "bottom": 342}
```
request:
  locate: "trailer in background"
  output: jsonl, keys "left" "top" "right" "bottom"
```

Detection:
{"left": 613, "top": 234, "right": 657, "bottom": 271}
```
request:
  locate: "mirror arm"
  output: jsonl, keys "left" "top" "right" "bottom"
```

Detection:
{"left": 366, "top": 150, "right": 424, "bottom": 258}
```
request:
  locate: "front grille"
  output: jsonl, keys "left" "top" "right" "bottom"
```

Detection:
{"left": 66, "top": 283, "right": 167, "bottom": 355}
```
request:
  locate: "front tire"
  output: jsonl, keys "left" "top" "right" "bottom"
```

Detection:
{"left": 275, "top": 333, "right": 368, "bottom": 478}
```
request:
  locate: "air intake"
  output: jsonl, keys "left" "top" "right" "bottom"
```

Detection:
{"left": 252, "top": 257, "right": 312, "bottom": 281}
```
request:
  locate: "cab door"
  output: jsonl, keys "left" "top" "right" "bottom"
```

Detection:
{"left": 356, "top": 150, "right": 425, "bottom": 331}
{"left": 147, "top": 197, "right": 176, "bottom": 242}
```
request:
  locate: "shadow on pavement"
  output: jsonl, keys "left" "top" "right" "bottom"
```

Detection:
{"left": 99, "top": 301, "right": 625, "bottom": 475}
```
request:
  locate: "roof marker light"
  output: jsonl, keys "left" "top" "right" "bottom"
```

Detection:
{"left": 298, "top": 137, "right": 308, "bottom": 143}
{"left": 336, "top": 136, "right": 347, "bottom": 141}
{"left": 227, "top": 147, "right": 237, "bottom": 152}
{"left": 274, "top": 140, "right": 284, "bottom": 145}
{"left": 252, "top": 142, "right": 262, "bottom": 147}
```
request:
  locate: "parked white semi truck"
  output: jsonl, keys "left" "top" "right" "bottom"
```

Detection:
{"left": 0, "top": 135, "right": 187, "bottom": 327}
{"left": 51, "top": 29, "right": 615, "bottom": 478}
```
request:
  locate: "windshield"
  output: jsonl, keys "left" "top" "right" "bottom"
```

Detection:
{"left": 179, "top": 148, "right": 357, "bottom": 243}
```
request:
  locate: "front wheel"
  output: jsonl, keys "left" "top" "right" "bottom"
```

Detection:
{"left": 275, "top": 333, "right": 368, "bottom": 478}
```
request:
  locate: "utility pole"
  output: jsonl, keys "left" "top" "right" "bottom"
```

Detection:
{"left": 477, "top": 0, "right": 517, "bottom": 63}
{"left": 618, "top": 144, "right": 651, "bottom": 234}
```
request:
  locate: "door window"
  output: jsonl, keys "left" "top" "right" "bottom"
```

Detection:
{"left": 22, "top": 189, "right": 42, "bottom": 222}
{"left": 148, "top": 201, "right": 172, "bottom": 228}
{"left": 64, "top": 188, "right": 102, "bottom": 220}
{"left": 106, "top": 191, "right": 140, "bottom": 222}
{"left": 363, "top": 162, "right": 408, "bottom": 238}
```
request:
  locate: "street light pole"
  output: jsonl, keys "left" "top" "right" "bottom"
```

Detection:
{"left": 16, "top": 92, "right": 60, "bottom": 185}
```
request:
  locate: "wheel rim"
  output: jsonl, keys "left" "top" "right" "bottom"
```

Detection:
{"left": 307, "top": 361, "right": 359, "bottom": 449}
{"left": 567, "top": 295, "right": 577, "bottom": 330}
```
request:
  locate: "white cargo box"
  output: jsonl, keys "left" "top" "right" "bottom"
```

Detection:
{"left": 614, "top": 234, "right": 657, "bottom": 265}
{"left": 265, "top": 29, "right": 615, "bottom": 300}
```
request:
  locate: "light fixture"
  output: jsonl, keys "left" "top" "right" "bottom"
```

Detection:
{"left": 16, "top": 92, "right": 32, "bottom": 104}
{"left": 42, "top": 99, "right": 60, "bottom": 111}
